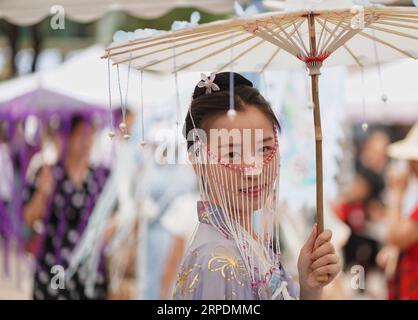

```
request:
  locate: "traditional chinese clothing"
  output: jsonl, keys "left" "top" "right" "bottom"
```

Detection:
{"left": 172, "top": 201, "right": 299, "bottom": 300}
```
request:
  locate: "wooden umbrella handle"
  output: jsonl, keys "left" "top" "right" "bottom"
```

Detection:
{"left": 311, "top": 75, "right": 329, "bottom": 284}
{"left": 307, "top": 12, "right": 329, "bottom": 284}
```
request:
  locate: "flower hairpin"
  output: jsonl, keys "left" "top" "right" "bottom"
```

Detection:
{"left": 197, "top": 72, "right": 220, "bottom": 94}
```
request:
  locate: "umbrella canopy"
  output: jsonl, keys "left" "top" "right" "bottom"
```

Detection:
{"left": 105, "top": 6, "right": 418, "bottom": 72}
{"left": 0, "top": 0, "right": 237, "bottom": 25}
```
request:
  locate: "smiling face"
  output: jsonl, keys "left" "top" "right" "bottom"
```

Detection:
{"left": 193, "top": 104, "right": 279, "bottom": 215}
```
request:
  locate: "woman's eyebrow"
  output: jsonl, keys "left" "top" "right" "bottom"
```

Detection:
{"left": 217, "top": 136, "right": 274, "bottom": 148}
{"left": 259, "top": 136, "right": 274, "bottom": 143}
{"left": 218, "top": 142, "right": 241, "bottom": 148}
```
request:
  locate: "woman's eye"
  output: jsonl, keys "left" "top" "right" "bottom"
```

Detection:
{"left": 260, "top": 146, "right": 272, "bottom": 153}
{"left": 228, "top": 152, "right": 240, "bottom": 159}
{"left": 221, "top": 151, "right": 240, "bottom": 162}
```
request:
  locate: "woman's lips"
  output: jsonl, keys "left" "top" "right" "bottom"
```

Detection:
{"left": 239, "top": 185, "right": 265, "bottom": 197}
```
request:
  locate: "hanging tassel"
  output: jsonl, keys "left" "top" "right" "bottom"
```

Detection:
{"left": 360, "top": 66, "right": 368, "bottom": 132}
{"left": 371, "top": 29, "right": 388, "bottom": 104}
{"left": 172, "top": 42, "right": 183, "bottom": 129}
{"left": 139, "top": 70, "right": 146, "bottom": 146}
{"left": 228, "top": 33, "right": 236, "bottom": 121}
{"left": 107, "top": 53, "right": 115, "bottom": 139}
{"left": 116, "top": 53, "right": 132, "bottom": 140}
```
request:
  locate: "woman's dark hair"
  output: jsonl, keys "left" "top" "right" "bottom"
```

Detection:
{"left": 184, "top": 72, "right": 279, "bottom": 149}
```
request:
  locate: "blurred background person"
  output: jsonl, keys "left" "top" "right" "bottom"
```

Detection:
{"left": 159, "top": 190, "right": 199, "bottom": 299}
{"left": 333, "top": 128, "right": 390, "bottom": 298}
{"left": 23, "top": 114, "right": 110, "bottom": 300}
{"left": 383, "top": 122, "right": 418, "bottom": 300}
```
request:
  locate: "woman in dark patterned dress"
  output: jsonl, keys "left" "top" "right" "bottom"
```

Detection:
{"left": 23, "top": 115, "right": 109, "bottom": 300}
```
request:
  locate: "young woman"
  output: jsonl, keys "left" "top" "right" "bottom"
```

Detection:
{"left": 171, "top": 72, "right": 340, "bottom": 300}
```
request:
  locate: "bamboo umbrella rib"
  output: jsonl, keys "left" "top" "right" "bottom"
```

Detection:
{"left": 105, "top": 29, "right": 221, "bottom": 56}
{"left": 173, "top": 23, "right": 290, "bottom": 72}
{"left": 325, "top": 26, "right": 355, "bottom": 54}
{"left": 367, "top": 25, "right": 418, "bottom": 40}
{"left": 261, "top": 20, "right": 304, "bottom": 73}
{"left": 372, "top": 7, "right": 418, "bottom": 15}
{"left": 374, "top": 20, "right": 418, "bottom": 31}
{"left": 379, "top": 17, "right": 418, "bottom": 25}
{"left": 373, "top": 7, "right": 418, "bottom": 13}
{"left": 319, "top": 16, "right": 345, "bottom": 55}
{"left": 260, "top": 24, "right": 301, "bottom": 56}
{"left": 166, "top": 33, "right": 259, "bottom": 72}
{"left": 342, "top": 44, "right": 364, "bottom": 67}
{"left": 258, "top": 19, "right": 305, "bottom": 56}
{"left": 316, "top": 18, "right": 363, "bottom": 67}
{"left": 327, "top": 22, "right": 371, "bottom": 54}
{"left": 270, "top": 17, "right": 307, "bottom": 56}
{"left": 107, "top": 28, "right": 244, "bottom": 59}
{"left": 256, "top": 19, "right": 306, "bottom": 72}
{"left": 358, "top": 30, "right": 417, "bottom": 59}
{"left": 260, "top": 47, "right": 281, "bottom": 73}
{"left": 374, "top": 13, "right": 418, "bottom": 20}
{"left": 291, "top": 19, "right": 310, "bottom": 56}
{"left": 106, "top": 14, "right": 275, "bottom": 54}
{"left": 106, "top": 29, "right": 230, "bottom": 54}
{"left": 325, "top": 17, "right": 417, "bottom": 59}
{"left": 376, "top": 16, "right": 418, "bottom": 22}
{"left": 316, "top": 18, "right": 329, "bottom": 55}
{"left": 216, "top": 38, "right": 266, "bottom": 72}
{"left": 216, "top": 20, "right": 301, "bottom": 72}
{"left": 112, "top": 30, "right": 248, "bottom": 66}
{"left": 134, "top": 32, "right": 256, "bottom": 70}
{"left": 327, "top": 15, "right": 418, "bottom": 47}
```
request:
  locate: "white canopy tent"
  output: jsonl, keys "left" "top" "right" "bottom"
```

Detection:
{"left": 0, "top": 45, "right": 199, "bottom": 114}
{"left": 0, "top": 0, "right": 239, "bottom": 26}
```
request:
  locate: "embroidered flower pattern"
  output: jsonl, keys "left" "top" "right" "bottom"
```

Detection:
{"left": 207, "top": 246, "right": 247, "bottom": 287}
{"left": 173, "top": 250, "right": 201, "bottom": 296}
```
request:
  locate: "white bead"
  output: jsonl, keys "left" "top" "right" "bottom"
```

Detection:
{"left": 227, "top": 109, "right": 237, "bottom": 120}
{"left": 119, "top": 122, "right": 127, "bottom": 131}
{"left": 362, "top": 122, "right": 369, "bottom": 132}
{"left": 123, "top": 133, "right": 130, "bottom": 140}
{"left": 108, "top": 131, "right": 115, "bottom": 139}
